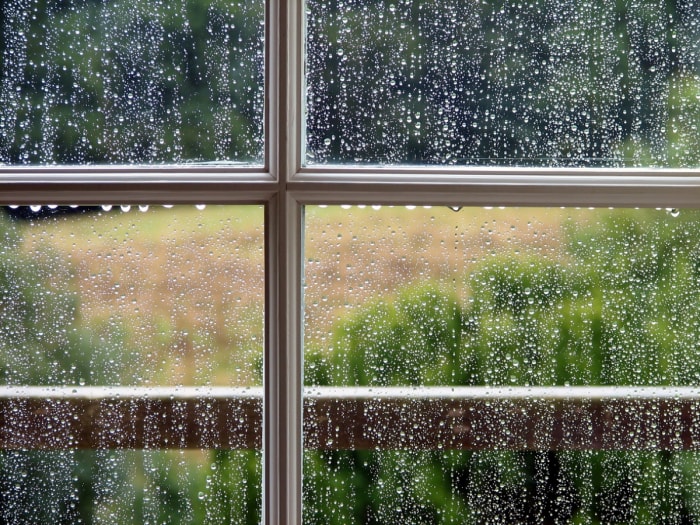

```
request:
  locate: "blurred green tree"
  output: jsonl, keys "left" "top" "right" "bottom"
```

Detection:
{"left": 304, "top": 208, "right": 700, "bottom": 523}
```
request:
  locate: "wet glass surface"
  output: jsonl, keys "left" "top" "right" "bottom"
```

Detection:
{"left": 306, "top": 0, "right": 700, "bottom": 167}
{"left": 0, "top": 0, "right": 264, "bottom": 165}
{"left": 0, "top": 205, "right": 263, "bottom": 522}
{"left": 303, "top": 205, "right": 700, "bottom": 523}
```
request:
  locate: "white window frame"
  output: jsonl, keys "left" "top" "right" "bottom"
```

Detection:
{"left": 3, "top": 1, "right": 700, "bottom": 523}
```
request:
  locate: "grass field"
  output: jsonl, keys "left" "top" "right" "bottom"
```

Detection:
{"left": 14, "top": 204, "right": 571, "bottom": 386}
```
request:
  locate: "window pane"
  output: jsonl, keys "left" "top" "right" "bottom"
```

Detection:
{"left": 303, "top": 205, "right": 700, "bottom": 522}
{"left": 305, "top": 1, "right": 700, "bottom": 167}
{"left": 0, "top": 0, "right": 264, "bottom": 165}
{"left": 0, "top": 205, "right": 263, "bottom": 522}
{"left": 0, "top": 450, "right": 261, "bottom": 524}
{"left": 3, "top": 205, "right": 263, "bottom": 386}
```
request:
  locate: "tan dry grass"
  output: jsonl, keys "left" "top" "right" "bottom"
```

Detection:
{"left": 19, "top": 205, "right": 573, "bottom": 384}
{"left": 303, "top": 206, "right": 569, "bottom": 349}
{"left": 20, "top": 206, "right": 264, "bottom": 387}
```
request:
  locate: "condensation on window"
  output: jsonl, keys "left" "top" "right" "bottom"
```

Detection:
{"left": 0, "top": 205, "right": 263, "bottom": 523}
{"left": 303, "top": 205, "right": 700, "bottom": 523}
{"left": 0, "top": 0, "right": 264, "bottom": 165}
{"left": 306, "top": 0, "right": 700, "bottom": 167}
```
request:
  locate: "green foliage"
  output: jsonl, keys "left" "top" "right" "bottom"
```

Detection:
{"left": 200, "top": 450, "right": 261, "bottom": 525}
{"left": 304, "top": 209, "right": 700, "bottom": 523}
{"left": 0, "top": 214, "right": 113, "bottom": 385}
{"left": 307, "top": 0, "right": 700, "bottom": 166}
{"left": 322, "top": 285, "right": 465, "bottom": 386}
{"left": 3, "top": 0, "right": 698, "bottom": 166}
{"left": 0, "top": 0, "right": 264, "bottom": 164}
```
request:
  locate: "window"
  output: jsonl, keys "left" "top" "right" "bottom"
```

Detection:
{"left": 3, "top": 0, "right": 700, "bottom": 523}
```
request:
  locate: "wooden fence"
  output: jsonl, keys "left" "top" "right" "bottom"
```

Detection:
{"left": 2, "top": 386, "right": 700, "bottom": 450}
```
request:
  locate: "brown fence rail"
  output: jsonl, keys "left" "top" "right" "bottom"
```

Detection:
{"left": 2, "top": 386, "right": 700, "bottom": 451}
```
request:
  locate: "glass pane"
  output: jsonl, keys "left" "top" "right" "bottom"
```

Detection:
{"left": 0, "top": 0, "right": 264, "bottom": 165}
{"left": 305, "top": 1, "right": 700, "bottom": 167}
{"left": 0, "top": 205, "right": 263, "bottom": 522}
{"left": 2, "top": 205, "right": 263, "bottom": 386}
{"left": 303, "top": 205, "right": 700, "bottom": 523}
{"left": 0, "top": 450, "right": 261, "bottom": 525}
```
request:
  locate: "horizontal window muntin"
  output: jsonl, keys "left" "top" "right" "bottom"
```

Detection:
{"left": 6, "top": 171, "right": 700, "bottom": 206}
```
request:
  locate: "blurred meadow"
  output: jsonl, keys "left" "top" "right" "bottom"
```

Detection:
{"left": 13, "top": 205, "right": 264, "bottom": 387}
{"left": 11, "top": 204, "right": 572, "bottom": 387}
{"left": 8, "top": 204, "right": 700, "bottom": 523}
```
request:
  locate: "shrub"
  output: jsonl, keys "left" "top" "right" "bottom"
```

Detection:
{"left": 304, "top": 209, "right": 700, "bottom": 523}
